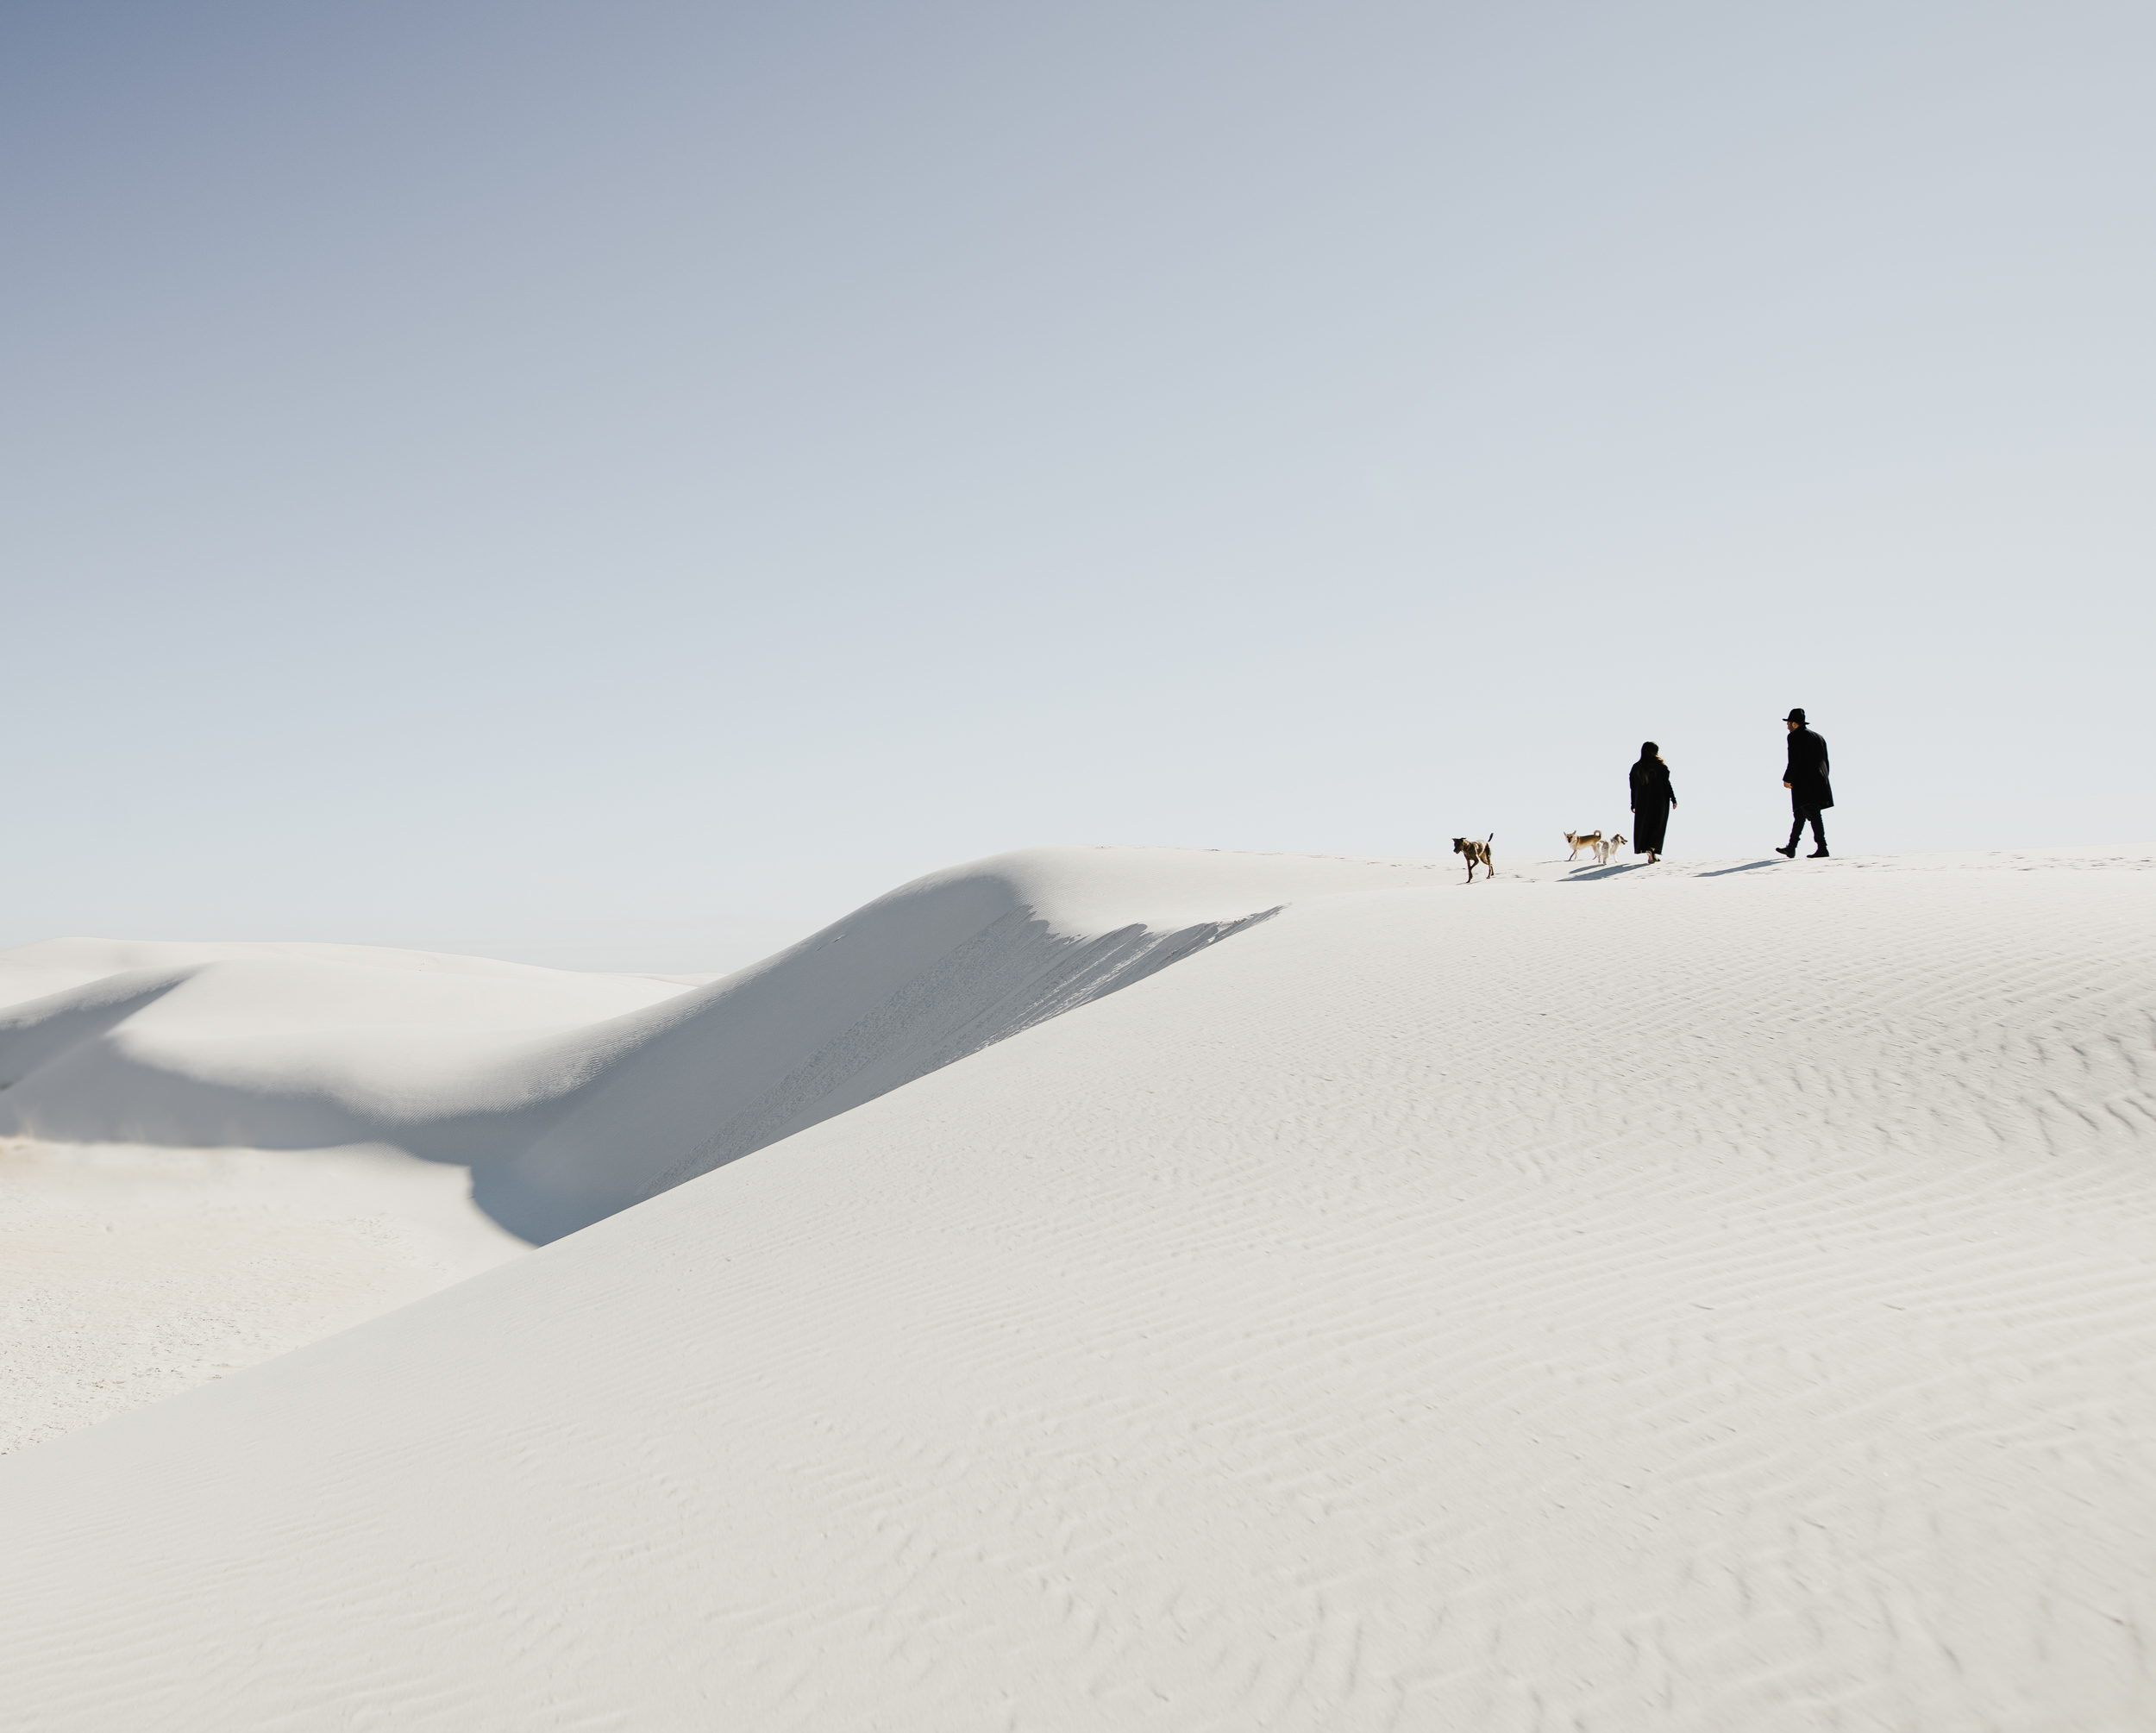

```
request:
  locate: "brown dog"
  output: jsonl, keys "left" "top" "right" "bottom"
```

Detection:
{"left": 1564, "top": 829, "right": 1603, "bottom": 860}
{"left": 1453, "top": 833, "right": 1494, "bottom": 883}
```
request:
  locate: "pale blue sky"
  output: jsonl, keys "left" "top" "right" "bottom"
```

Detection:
{"left": 6, "top": 1, "right": 2153, "bottom": 971}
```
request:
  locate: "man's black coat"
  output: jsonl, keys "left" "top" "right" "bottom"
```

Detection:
{"left": 1784, "top": 727, "right": 1833, "bottom": 811}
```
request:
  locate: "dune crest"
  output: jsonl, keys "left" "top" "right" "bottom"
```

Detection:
{"left": 0, "top": 848, "right": 1441, "bottom": 1241}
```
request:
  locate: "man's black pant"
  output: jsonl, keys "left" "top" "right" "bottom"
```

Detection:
{"left": 1788, "top": 806, "right": 1827, "bottom": 852}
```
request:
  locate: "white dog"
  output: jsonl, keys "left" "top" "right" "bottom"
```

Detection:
{"left": 1591, "top": 832, "right": 1626, "bottom": 866}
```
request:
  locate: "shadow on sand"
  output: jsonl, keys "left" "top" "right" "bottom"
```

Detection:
{"left": 1564, "top": 857, "right": 1783, "bottom": 883}
{"left": 1564, "top": 861, "right": 1649, "bottom": 882}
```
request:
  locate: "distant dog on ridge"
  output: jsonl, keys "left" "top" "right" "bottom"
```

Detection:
{"left": 1453, "top": 834, "right": 1495, "bottom": 883}
{"left": 1564, "top": 829, "right": 1602, "bottom": 860}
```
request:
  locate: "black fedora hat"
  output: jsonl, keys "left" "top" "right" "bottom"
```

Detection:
{"left": 1784, "top": 708, "right": 1806, "bottom": 724}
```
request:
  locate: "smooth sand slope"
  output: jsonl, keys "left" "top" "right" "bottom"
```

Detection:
{"left": 2, "top": 846, "right": 2153, "bottom": 1730}
{"left": 0, "top": 850, "right": 1440, "bottom": 1451}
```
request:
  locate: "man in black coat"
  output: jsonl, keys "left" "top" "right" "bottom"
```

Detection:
{"left": 1775, "top": 707, "right": 1833, "bottom": 858}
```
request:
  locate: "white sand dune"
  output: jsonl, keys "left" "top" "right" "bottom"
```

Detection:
{"left": 0, "top": 850, "right": 1439, "bottom": 1453}
{"left": 0, "top": 849, "right": 1436, "bottom": 1242}
{"left": 3, "top": 844, "right": 2153, "bottom": 1729}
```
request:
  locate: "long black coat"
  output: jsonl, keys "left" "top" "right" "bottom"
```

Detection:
{"left": 1629, "top": 756, "right": 1675, "bottom": 853}
{"left": 1784, "top": 727, "right": 1833, "bottom": 811}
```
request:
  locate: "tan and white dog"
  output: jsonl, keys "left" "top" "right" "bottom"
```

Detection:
{"left": 1453, "top": 833, "right": 1495, "bottom": 883}
{"left": 1564, "top": 829, "right": 1603, "bottom": 860}
{"left": 1591, "top": 832, "right": 1626, "bottom": 867}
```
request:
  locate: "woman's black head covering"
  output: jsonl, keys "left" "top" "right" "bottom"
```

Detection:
{"left": 1640, "top": 741, "right": 1658, "bottom": 759}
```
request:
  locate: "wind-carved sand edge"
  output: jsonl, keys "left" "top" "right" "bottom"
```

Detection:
{"left": 630, "top": 906, "right": 1282, "bottom": 1206}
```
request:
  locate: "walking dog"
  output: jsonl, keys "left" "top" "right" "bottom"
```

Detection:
{"left": 1564, "top": 829, "right": 1603, "bottom": 860}
{"left": 1591, "top": 832, "right": 1626, "bottom": 867}
{"left": 1453, "top": 833, "right": 1495, "bottom": 883}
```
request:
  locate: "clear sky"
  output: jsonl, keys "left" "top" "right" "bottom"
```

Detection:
{"left": 6, "top": 1, "right": 2153, "bottom": 973}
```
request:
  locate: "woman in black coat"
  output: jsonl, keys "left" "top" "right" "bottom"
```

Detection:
{"left": 1629, "top": 742, "right": 1677, "bottom": 863}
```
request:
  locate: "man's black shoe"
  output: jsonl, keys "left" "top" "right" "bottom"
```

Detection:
{"left": 1774, "top": 844, "right": 1796, "bottom": 858}
{"left": 1808, "top": 849, "right": 1829, "bottom": 859}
